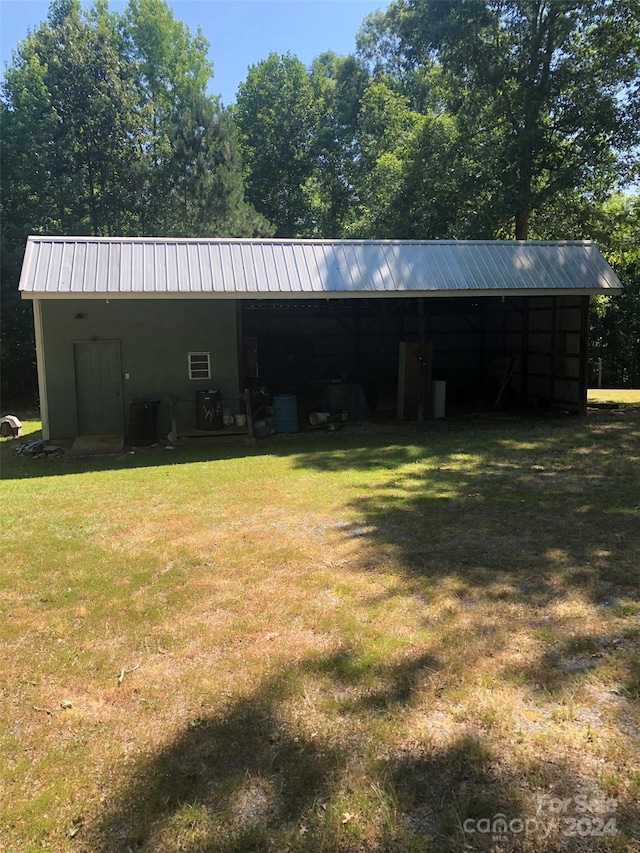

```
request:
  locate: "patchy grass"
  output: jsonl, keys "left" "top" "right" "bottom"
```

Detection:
{"left": 1, "top": 410, "right": 639, "bottom": 852}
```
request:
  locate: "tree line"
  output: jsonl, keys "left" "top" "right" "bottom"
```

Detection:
{"left": 2, "top": 0, "right": 639, "bottom": 404}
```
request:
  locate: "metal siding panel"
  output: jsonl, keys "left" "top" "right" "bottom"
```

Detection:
{"left": 435, "top": 245, "right": 455, "bottom": 291}
{"left": 316, "top": 244, "right": 330, "bottom": 291}
{"left": 441, "top": 245, "right": 459, "bottom": 290}
{"left": 71, "top": 241, "right": 85, "bottom": 292}
{"left": 316, "top": 244, "right": 333, "bottom": 292}
{"left": 146, "top": 242, "right": 157, "bottom": 292}
{"left": 313, "top": 244, "right": 329, "bottom": 292}
{"left": 369, "top": 244, "right": 387, "bottom": 290}
{"left": 369, "top": 244, "right": 387, "bottom": 291}
{"left": 471, "top": 244, "right": 498, "bottom": 290}
{"left": 290, "top": 243, "right": 305, "bottom": 292}
{"left": 197, "top": 244, "right": 212, "bottom": 292}
{"left": 264, "top": 243, "right": 282, "bottom": 292}
{"left": 400, "top": 244, "right": 416, "bottom": 290}
{"left": 254, "top": 245, "right": 269, "bottom": 295}
{"left": 427, "top": 245, "right": 445, "bottom": 291}
{"left": 336, "top": 245, "right": 349, "bottom": 291}
{"left": 37, "top": 241, "right": 50, "bottom": 292}
{"left": 45, "top": 241, "right": 62, "bottom": 292}
{"left": 84, "top": 243, "right": 98, "bottom": 294}
{"left": 120, "top": 242, "right": 132, "bottom": 292}
{"left": 210, "top": 243, "right": 224, "bottom": 293}
{"left": 283, "top": 243, "right": 297, "bottom": 293}
{"left": 228, "top": 243, "right": 245, "bottom": 293}
{"left": 245, "top": 244, "right": 259, "bottom": 293}
{"left": 290, "top": 244, "right": 308, "bottom": 292}
{"left": 185, "top": 243, "right": 198, "bottom": 292}
{"left": 128, "top": 243, "right": 140, "bottom": 292}
{"left": 272, "top": 243, "right": 290, "bottom": 293}
{"left": 174, "top": 243, "right": 187, "bottom": 293}
{"left": 315, "top": 243, "right": 330, "bottom": 291}
{"left": 152, "top": 242, "right": 161, "bottom": 292}
{"left": 94, "top": 243, "right": 107, "bottom": 293}
{"left": 217, "top": 243, "right": 231, "bottom": 292}
{"left": 22, "top": 240, "right": 38, "bottom": 292}
{"left": 49, "top": 242, "right": 62, "bottom": 292}
{"left": 162, "top": 243, "right": 173, "bottom": 292}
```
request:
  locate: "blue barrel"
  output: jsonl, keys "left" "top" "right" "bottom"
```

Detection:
{"left": 273, "top": 394, "right": 298, "bottom": 433}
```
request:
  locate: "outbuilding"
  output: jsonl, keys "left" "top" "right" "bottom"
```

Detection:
{"left": 18, "top": 236, "right": 622, "bottom": 441}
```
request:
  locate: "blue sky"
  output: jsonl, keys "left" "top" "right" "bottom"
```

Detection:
{"left": 0, "top": 0, "right": 387, "bottom": 106}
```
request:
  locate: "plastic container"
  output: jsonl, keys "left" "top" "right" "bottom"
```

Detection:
{"left": 430, "top": 381, "right": 446, "bottom": 418}
{"left": 129, "top": 399, "right": 160, "bottom": 445}
{"left": 195, "top": 389, "right": 223, "bottom": 430}
{"left": 309, "top": 412, "right": 329, "bottom": 426}
{"left": 273, "top": 394, "right": 298, "bottom": 433}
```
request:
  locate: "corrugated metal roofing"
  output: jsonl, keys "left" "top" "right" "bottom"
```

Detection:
{"left": 19, "top": 236, "right": 623, "bottom": 298}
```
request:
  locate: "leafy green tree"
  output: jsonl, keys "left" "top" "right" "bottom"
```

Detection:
{"left": 1, "top": 0, "right": 143, "bottom": 404}
{"left": 346, "top": 80, "right": 424, "bottom": 236}
{"left": 121, "top": 0, "right": 212, "bottom": 232}
{"left": 234, "top": 53, "right": 320, "bottom": 236}
{"left": 588, "top": 194, "right": 640, "bottom": 386}
{"left": 0, "top": 105, "right": 38, "bottom": 406}
{"left": 2, "top": 0, "right": 145, "bottom": 236}
{"left": 306, "top": 52, "right": 370, "bottom": 236}
{"left": 364, "top": 0, "right": 640, "bottom": 238}
{"left": 0, "top": 0, "right": 271, "bottom": 404}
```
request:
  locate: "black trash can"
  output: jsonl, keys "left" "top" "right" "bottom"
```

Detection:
{"left": 129, "top": 398, "right": 160, "bottom": 446}
{"left": 195, "top": 389, "right": 223, "bottom": 430}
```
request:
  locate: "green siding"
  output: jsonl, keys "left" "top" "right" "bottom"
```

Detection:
{"left": 40, "top": 299, "right": 239, "bottom": 439}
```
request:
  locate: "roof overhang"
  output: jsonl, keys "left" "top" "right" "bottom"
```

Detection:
{"left": 22, "top": 288, "right": 609, "bottom": 300}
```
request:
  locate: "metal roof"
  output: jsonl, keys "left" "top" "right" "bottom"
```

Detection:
{"left": 19, "top": 236, "right": 623, "bottom": 299}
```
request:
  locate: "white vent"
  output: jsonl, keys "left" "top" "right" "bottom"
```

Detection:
{"left": 188, "top": 352, "right": 210, "bottom": 380}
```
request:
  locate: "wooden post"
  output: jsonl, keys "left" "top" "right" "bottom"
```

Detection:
{"left": 418, "top": 298, "right": 426, "bottom": 422}
{"left": 578, "top": 296, "right": 590, "bottom": 417}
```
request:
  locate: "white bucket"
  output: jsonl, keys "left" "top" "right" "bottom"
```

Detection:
{"left": 235, "top": 414, "right": 247, "bottom": 427}
{"left": 309, "top": 412, "right": 330, "bottom": 426}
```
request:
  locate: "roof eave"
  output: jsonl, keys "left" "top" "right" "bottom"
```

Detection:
{"left": 21, "top": 286, "right": 623, "bottom": 300}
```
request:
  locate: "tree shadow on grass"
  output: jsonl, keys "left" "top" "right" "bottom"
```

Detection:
{"left": 290, "top": 412, "right": 640, "bottom": 611}
{"left": 82, "top": 414, "right": 640, "bottom": 851}
{"left": 86, "top": 647, "right": 611, "bottom": 853}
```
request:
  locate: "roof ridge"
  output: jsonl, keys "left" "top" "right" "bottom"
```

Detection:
{"left": 25, "top": 235, "right": 596, "bottom": 247}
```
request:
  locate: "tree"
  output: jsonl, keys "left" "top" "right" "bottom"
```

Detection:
{"left": 364, "top": 0, "right": 640, "bottom": 238}
{"left": 2, "top": 0, "right": 145, "bottom": 236}
{"left": 0, "top": 0, "right": 270, "bottom": 404}
{"left": 121, "top": 0, "right": 212, "bottom": 232}
{"left": 158, "top": 93, "right": 271, "bottom": 237}
{"left": 346, "top": 80, "right": 425, "bottom": 237}
{"left": 306, "top": 52, "right": 370, "bottom": 237}
{"left": 588, "top": 194, "right": 640, "bottom": 387}
{"left": 234, "top": 53, "right": 320, "bottom": 237}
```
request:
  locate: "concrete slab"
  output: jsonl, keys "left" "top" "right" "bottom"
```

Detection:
{"left": 69, "top": 434, "right": 124, "bottom": 456}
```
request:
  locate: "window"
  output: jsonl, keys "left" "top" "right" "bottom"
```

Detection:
{"left": 188, "top": 352, "right": 210, "bottom": 380}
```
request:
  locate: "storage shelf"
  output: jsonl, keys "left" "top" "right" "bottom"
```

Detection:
{"left": 169, "top": 390, "right": 257, "bottom": 443}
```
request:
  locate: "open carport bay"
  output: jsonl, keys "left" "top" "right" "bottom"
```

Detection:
{"left": 241, "top": 294, "right": 588, "bottom": 418}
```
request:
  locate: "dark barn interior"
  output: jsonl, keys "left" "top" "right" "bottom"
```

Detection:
{"left": 240, "top": 294, "right": 589, "bottom": 421}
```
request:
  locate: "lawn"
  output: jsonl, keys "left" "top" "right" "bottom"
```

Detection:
{"left": 588, "top": 389, "right": 640, "bottom": 405}
{"left": 1, "top": 409, "right": 639, "bottom": 852}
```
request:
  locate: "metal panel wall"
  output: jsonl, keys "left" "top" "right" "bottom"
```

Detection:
{"left": 40, "top": 299, "right": 239, "bottom": 438}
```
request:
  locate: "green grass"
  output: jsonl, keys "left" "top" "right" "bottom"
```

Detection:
{"left": 1, "top": 411, "right": 639, "bottom": 852}
{"left": 588, "top": 388, "right": 640, "bottom": 404}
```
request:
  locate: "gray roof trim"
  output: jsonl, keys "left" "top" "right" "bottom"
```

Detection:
{"left": 19, "top": 236, "right": 623, "bottom": 298}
